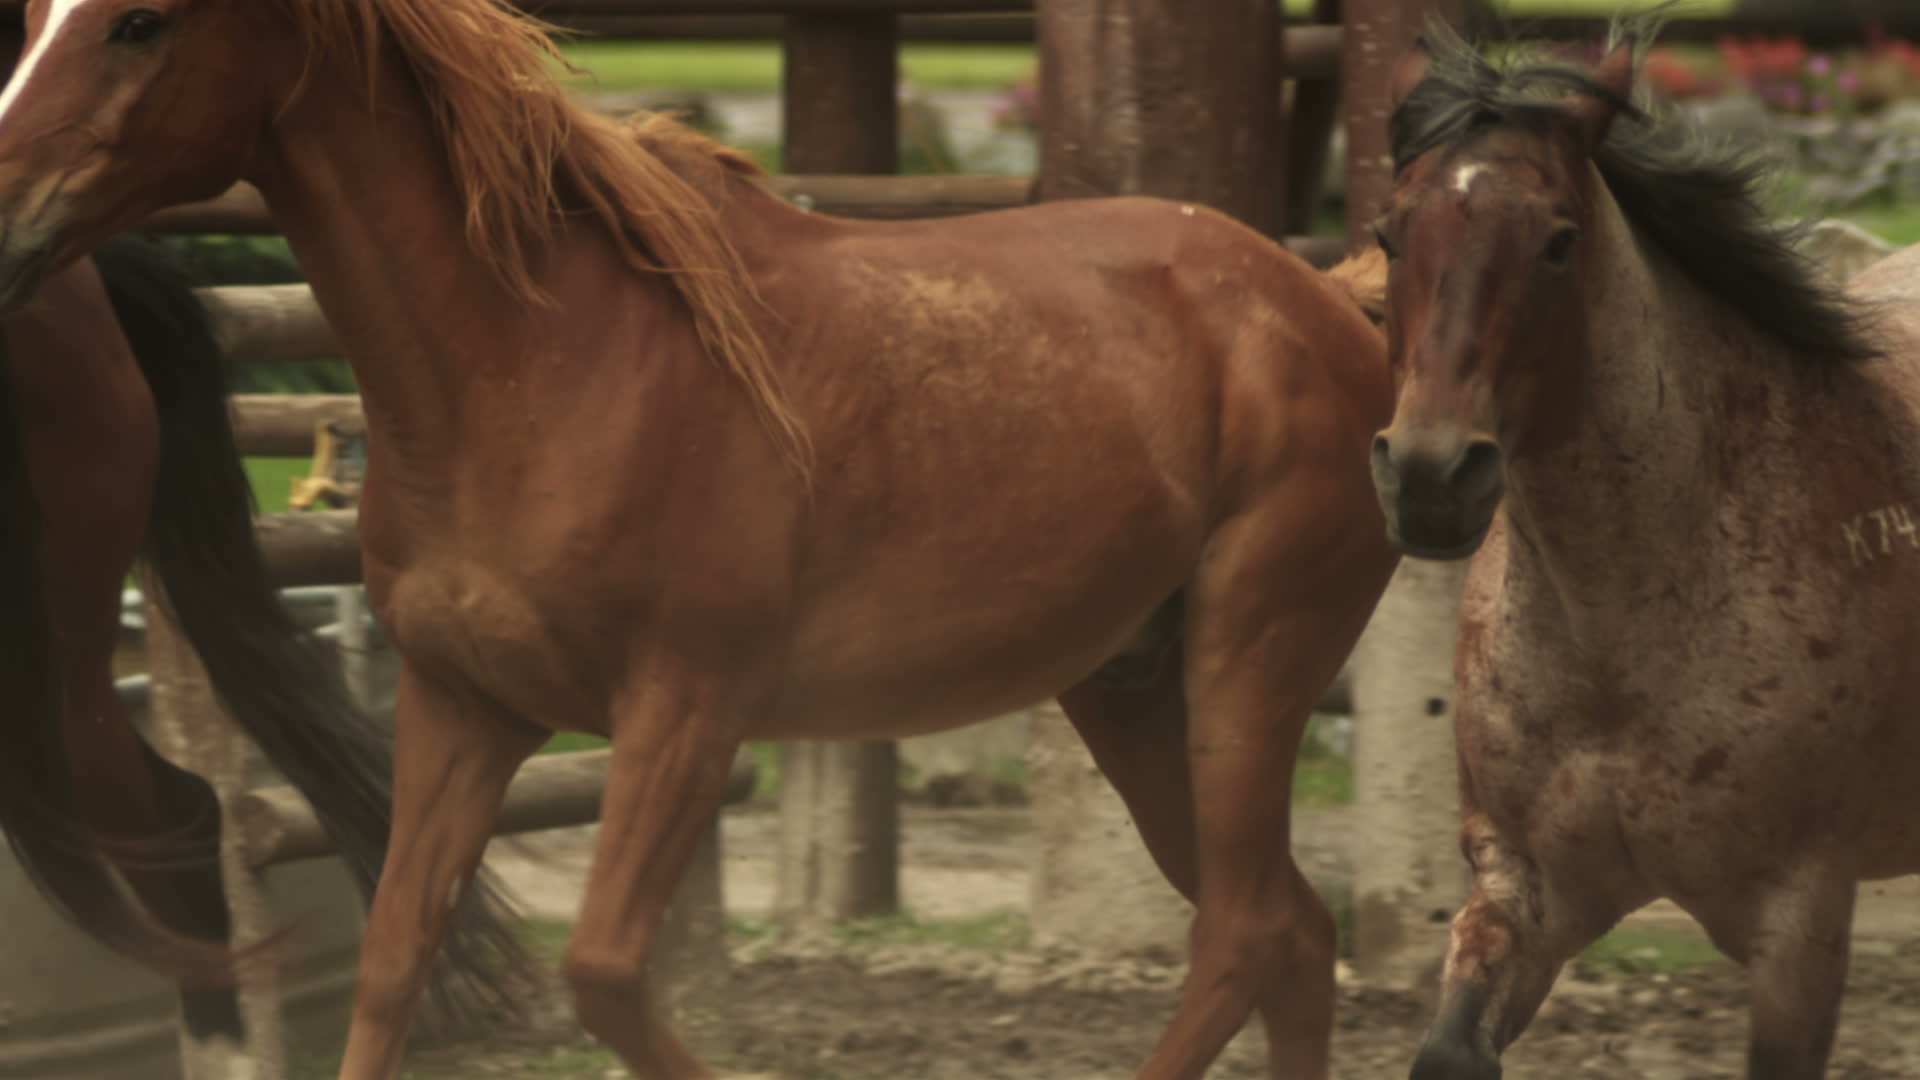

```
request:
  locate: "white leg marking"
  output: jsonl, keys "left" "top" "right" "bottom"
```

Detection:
{"left": 177, "top": 1034, "right": 262, "bottom": 1080}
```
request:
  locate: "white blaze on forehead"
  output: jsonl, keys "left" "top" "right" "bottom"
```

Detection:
{"left": 1451, "top": 162, "right": 1490, "bottom": 196}
{"left": 0, "top": 0, "right": 101, "bottom": 131}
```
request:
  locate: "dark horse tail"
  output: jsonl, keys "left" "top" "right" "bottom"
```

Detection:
{"left": 0, "top": 265, "right": 254, "bottom": 986}
{"left": 92, "top": 234, "right": 534, "bottom": 1026}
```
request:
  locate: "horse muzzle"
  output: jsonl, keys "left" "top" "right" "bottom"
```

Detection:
{"left": 1369, "top": 429, "right": 1505, "bottom": 561}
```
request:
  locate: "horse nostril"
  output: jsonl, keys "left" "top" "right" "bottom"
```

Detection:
{"left": 1371, "top": 432, "right": 1394, "bottom": 466}
{"left": 1451, "top": 438, "right": 1504, "bottom": 501}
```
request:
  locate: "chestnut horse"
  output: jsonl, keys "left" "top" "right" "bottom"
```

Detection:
{"left": 1370, "top": 17, "right": 1920, "bottom": 1080}
{"left": 0, "top": 1, "right": 1401, "bottom": 1077}
{"left": 1, "top": 236, "right": 528, "bottom": 1079}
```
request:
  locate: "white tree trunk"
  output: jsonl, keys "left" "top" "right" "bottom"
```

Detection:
{"left": 1349, "top": 557, "right": 1471, "bottom": 988}
{"left": 1027, "top": 702, "right": 1190, "bottom": 956}
{"left": 773, "top": 742, "right": 900, "bottom": 940}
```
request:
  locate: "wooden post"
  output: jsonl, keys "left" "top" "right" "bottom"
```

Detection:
{"left": 1035, "top": 0, "right": 1284, "bottom": 235}
{"left": 771, "top": 11, "right": 903, "bottom": 934}
{"left": 1027, "top": 704, "right": 1189, "bottom": 955}
{"left": 782, "top": 14, "right": 898, "bottom": 174}
{"left": 1282, "top": 0, "right": 1343, "bottom": 237}
{"left": 1342, "top": 0, "right": 1465, "bottom": 250}
{"left": 142, "top": 578, "right": 287, "bottom": 1080}
{"left": 1341, "top": 0, "right": 1474, "bottom": 990}
{"left": 1027, "top": 0, "right": 1285, "bottom": 958}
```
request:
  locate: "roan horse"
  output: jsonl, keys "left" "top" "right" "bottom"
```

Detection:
{"left": 0, "top": 236, "right": 527, "bottom": 1078}
{"left": 0, "top": 1, "right": 1402, "bottom": 1077}
{"left": 1369, "top": 16, "right": 1920, "bottom": 1079}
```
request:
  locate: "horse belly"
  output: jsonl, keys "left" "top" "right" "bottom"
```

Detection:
{"left": 769, "top": 553, "right": 1192, "bottom": 738}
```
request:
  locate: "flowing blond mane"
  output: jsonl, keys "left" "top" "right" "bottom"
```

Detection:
{"left": 1324, "top": 247, "right": 1388, "bottom": 326}
{"left": 283, "top": 0, "right": 810, "bottom": 477}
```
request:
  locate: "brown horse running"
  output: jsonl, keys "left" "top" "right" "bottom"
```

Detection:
{"left": 1369, "top": 16, "right": 1920, "bottom": 1080}
{"left": 0, "top": 237, "right": 528, "bottom": 1079}
{"left": 0, "top": 1, "right": 1402, "bottom": 1077}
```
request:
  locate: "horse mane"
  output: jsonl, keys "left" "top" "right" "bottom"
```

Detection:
{"left": 1325, "top": 247, "right": 1389, "bottom": 326}
{"left": 1388, "top": 11, "right": 1882, "bottom": 373}
{"left": 283, "top": 0, "right": 810, "bottom": 476}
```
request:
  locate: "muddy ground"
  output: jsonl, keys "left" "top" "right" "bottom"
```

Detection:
{"left": 387, "top": 804, "right": 1920, "bottom": 1079}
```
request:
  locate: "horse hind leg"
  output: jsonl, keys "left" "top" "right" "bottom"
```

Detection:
{"left": 61, "top": 684, "right": 253, "bottom": 1080}
{"left": 1114, "top": 509, "right": 1391, "bottom": 1080}
{"left": 122, "top": 743, "right": 257, "bottom": 1080}
{"left": 1065, "top": 654, "right": 1355, "bottom": 1078}
{"left": 1061, "top": 667, "right": 1292, "bottom": 1064}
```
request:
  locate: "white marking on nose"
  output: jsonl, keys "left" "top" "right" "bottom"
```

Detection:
{"left": 0, "top": 0, "right": 99, "bottom": 132}
{"left": 1452, "top": 162, "right": 1489, "bottom": 196}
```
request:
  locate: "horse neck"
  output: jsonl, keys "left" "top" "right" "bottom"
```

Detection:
{"left": 242, "top": 47, "right": 683, "bottom": 462}
{"left": 1498, "top": 167, "right": 1780, "bottom": 606}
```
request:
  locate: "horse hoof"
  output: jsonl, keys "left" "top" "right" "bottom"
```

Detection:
{"left": 1409, "top": 1041, "right": 1502, "bottom": 1080}
{"left": 177, "top": 1035, "right": 261, "bottom": 1080}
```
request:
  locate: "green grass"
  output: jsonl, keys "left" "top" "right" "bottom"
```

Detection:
{"left": 243, "top": 456, "right": 312, "bottom": 515}
{"left": 528, "top": 908, "right": 1028, "bottom": 966}
{"left": 1573, "top": 925, "right": 1728, "bottom": 977}
{"left": 1293, "top": 758, "right": 1355, "bottom": 810}
{"left": 524, "top": 916, "right": 575, "bottom": 965}
{"left": 291, "top": 1044, "right": 619, "bottom": 1080}
{"left": 540, "top": 731, "right": 611, "bottom": 755}
{"left": 547, "top": 1, "right": 1748, "bottom": 96}
{"left": 830, "top": 908, "right": 1031, "bottom": 957}
{"left": 554, "top": 41, "right": 1038, "bottom": 95}
{"left": 1836, "top": 201, "right": 1920, "bottom": 248}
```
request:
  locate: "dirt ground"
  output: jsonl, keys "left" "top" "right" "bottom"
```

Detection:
{"left": 403, "top": 804, "right": 1920, "bottom": 1079}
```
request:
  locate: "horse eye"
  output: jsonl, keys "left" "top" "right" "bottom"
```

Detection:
{"left": 1543, "top": 225, "right": 1580, "bottom": 268}
{"left": 108, "top": 9, "right": 170, "bottom": 46}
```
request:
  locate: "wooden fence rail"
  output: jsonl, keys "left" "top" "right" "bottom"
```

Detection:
{"left": 253, "top": 510, "right": 361, "bottom": 589}
{"left": 234, "top": 747, "right": 759, "bottom": 869}
{"left": 154, "top": 177, "right": 1346, "bottom": 259}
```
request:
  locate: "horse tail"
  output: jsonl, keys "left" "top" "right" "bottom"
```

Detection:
{"left": 96, "top": 235, "right": 535, "bottom": 1027}
{"left": 0, "top": 258, "right": 250, "bottom": 985}
{"left": 0, "top": 255, "right": 263, "bottom": 991}
{"left": 1323, "top": 245, "right": 1389, "bottom": 327}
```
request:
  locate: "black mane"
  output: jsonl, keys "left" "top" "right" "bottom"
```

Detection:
{"left": 1389, "top": 12, "right": 1883, "bottom": 372}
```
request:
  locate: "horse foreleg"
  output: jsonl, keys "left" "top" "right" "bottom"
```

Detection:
{"left": 1690, "top": 870, "right": 1853, "bottom": 1080}
{"left": 1408, "top": 822, "right": 1621, "bottom": 1080}
{"left": 336, "top": 664, "right": 543, "bottom": 1080}
{"left": 562, "top": 671, "right": 746, "bottom": 1080}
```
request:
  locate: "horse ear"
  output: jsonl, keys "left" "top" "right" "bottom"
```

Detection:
{"left": 1388, "top": 39, "right": 1431, "bottom": 111}
{"left": 1569, "top": 39, "right": 1636, "bottom": 149}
